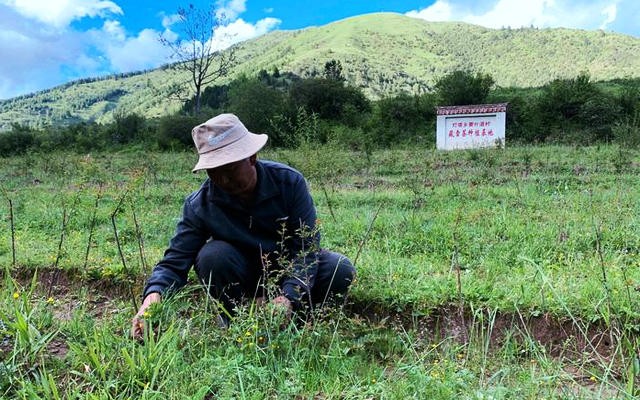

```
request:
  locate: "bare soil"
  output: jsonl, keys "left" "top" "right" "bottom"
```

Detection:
{"left": 347, "top": 299, "right": 624, "bottom": 365}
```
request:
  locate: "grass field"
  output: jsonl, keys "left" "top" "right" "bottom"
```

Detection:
{"left": 1, "top": 144, "right": 639, "bottom": 398}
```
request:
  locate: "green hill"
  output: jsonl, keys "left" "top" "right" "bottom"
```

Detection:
{"left": 1, "top": 12, "right": 639, "bottom": 130}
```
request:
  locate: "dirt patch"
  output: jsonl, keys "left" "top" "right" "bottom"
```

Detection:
{"left": 347, "top": 300, "right": 621, "bottom": 362}
{"left": 0, "top": 333, "right": 11, "bottom": 355}
{"left": 8, "top": 267, "right": 141, "bottom": 318}
{"left": 9, "top": 267, "right": 139, "bottom": 300}
{"left": 47, "top": 338, "right": 69, "bottom": 359}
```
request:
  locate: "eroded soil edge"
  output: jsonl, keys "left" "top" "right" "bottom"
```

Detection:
{"left": 6, "top": 267, "right": 634, "bottom": 365}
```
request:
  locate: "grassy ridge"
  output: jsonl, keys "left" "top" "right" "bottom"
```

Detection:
{"left": 1, "top": 13, "right": 639, "bottom": 129}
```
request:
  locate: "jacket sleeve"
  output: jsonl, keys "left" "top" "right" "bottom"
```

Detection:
{"left": 280, "top": 176, "right": 320, "bottom": 308}
{"left": 143, "top": 197, "right": 208, "bottom": 298}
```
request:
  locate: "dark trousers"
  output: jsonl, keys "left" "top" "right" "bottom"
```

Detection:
{"left": 194, "top": 240, "right": 355, "bottom": 315}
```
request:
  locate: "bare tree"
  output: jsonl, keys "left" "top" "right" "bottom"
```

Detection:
{"left": 160, "top": 3, "right": 236, "bottom": 114}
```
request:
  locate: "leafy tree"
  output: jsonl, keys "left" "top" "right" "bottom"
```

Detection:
{"left": 160, "top": 3, "right": 236, "bottom": 115}
{"left": 109, "top": 110, "right": 146, "bottom": 144}
{"left": 226, "top": 75, "right": 290, "bottom": 137}
{"left": 155, "top": 114, "right": 201, "bottom": 150}
{"left": 537, "top": 73, "right": 596, "bottom": 121}
{"left": 183, "top": 84, "right": 229, "bottom": 113}
{"left": 368, "top": 93, "right": 437, "bottom": 146}
{"left": 618, "top": 78, "right": 640, "bottom": 118}
{"left": 435, "top": 70, "right": 495, "bottom": 106}
{"left": 533, "top": 73, "right": 623, "bottom": 142}
{"left": 324, "top": 60, "right": 344, "bottom": 82}
{"left": 289, "top": 78, "right": 370, "bottom": 123}
{"left": 0, "top": 124, "right": 38, "bottom": 156}
{"left": 69, "top": 122, "right": 106, "bottom": 152}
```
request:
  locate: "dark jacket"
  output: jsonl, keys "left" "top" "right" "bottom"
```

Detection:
{"left": 143, "top": 160, "right": 319, "bottom": 306}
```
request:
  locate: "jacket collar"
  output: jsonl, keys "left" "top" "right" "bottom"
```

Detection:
{"left": 253, "top": 161, "right": 280, "bottom": 202}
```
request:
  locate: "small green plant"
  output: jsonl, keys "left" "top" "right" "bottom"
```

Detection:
{"left": 0, "top": 270, "right": 58, "bottom": 396}
{"left": 611, "top": 145, "right": 632, "bottom": 174}
{"left": 613, "top": 114, "right": 640, "bottom": 148}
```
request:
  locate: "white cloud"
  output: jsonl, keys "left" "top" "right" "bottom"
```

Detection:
{"left": 95, "top": 21, "right": 171, "bottom": 72}
{"left": 1, "top": 0, "right": 122, "bottom": 28}
{"left": 216, "top": 0, "right": 246, "bottom": 22}
{"left": 600, "top": 4, "right": 617, "bottom": 29}
{"left": 162, "top": 13, "right": 182, "bottom": 29}
{"left": 406, "top": 1, "right": 453, "bottom": 21}
{"left": 102, "top": 19, "right": 125, "bottom": 40}
{"left": 0, "top": 0, "right": 128, "bottom": 98}
{"left": 0, "top": 4, "right": 94, "bottom": 98}
{"left": 406, "top": 0, "right": 638, "bottom": 35}
{"left": 209, "top": 17, "right": 281, "bottom": 51}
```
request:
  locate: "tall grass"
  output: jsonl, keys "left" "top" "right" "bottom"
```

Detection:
{"left": 0, "top": 145, "right": 638, "bottom": 397}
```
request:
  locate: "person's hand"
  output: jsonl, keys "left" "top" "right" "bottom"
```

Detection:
{"left": 131, "top": 292, "right": 161, "bottom": 340}
{"left": 271, "top": 295, "right": 293, "bottom": 326}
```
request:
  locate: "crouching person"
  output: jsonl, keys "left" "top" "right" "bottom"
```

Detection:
{"left": 131, "top": 114, "right": 355, "bottom": 339}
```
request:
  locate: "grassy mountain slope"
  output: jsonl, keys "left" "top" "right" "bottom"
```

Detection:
{"left": 1, "top": 12, "right": 639, "bottom": 130}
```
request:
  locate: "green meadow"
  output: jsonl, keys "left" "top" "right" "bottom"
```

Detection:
{"left": 1, "top": 144, "right": 639, "bottom": 398}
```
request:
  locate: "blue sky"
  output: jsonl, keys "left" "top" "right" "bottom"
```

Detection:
{"left": 1, "top": 0, "right": 638, "bottom": 100}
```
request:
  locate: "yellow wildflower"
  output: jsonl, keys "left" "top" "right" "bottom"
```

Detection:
{"left": 13, "top": 292, "right": 19, "bottom": 300}
{"left": 47, "top": 297, "right": 55, "bottom": 304}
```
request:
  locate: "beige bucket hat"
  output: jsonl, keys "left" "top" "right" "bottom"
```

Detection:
{"left": 191, "top": 113, "right": 268, "bottom": 172}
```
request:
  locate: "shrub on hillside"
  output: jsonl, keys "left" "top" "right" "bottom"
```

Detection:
{"left": 183, "top": 85, "right": 229, "bottom": 114}
{"left": 68, "top": 123, "right": 107, "bottom": 152}
{"left": 33, "top": 122, "right": 105, "bottom": 152}
{"left": 535, "top": 73, "right": 622, "bottom": 143}
{"left": 0, "top": 124, "right": 38, "bottom": 156}
{"left": 327, "top": 124, "right": 370, "bottom": 151}
{"left": 504, "top": 98, "right": 527, "bottom": 141}
{"left": 435, "top": 70, "right": 494, "bottom": 106}
{"left": 268, "top": 107, "right": 327, "bottom": 148}
{"left": 618, "top": 79, "right": 640, "bottom": 118}
{"left": 536, "top": 73, "right": 597, "bottom": 122}
{"left": 289, "top": 78, "right": 370, "bottom": 123}
{"left": 155, "top": 114, "right": 200, "bottom": 150}
{"left": 108, "top": 111, "right": 147, "bottom": 145}
{"left": 226, "top": 75, "right": 291, "bottom": 136}
{"left": 367, "top": 93, "right": 437, "bottom": 147}
{"left": 487, "top": 90, "right": 540, "bottom": 143}
{"left": 612, "top": 114, "right": 640, "bottom": 148}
